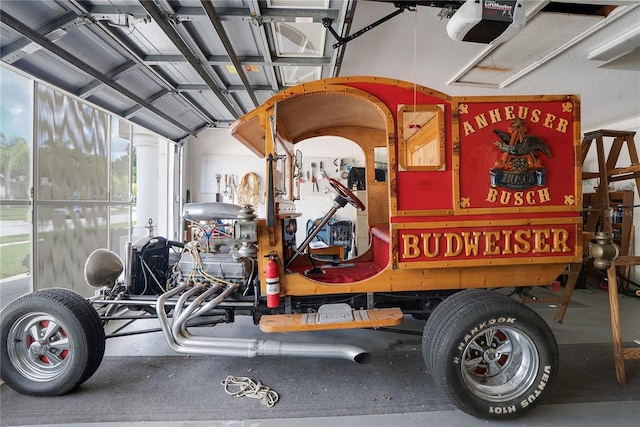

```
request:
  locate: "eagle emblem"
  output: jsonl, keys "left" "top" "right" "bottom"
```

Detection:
{"left": 489, "top": 118, "right": 551, "bottom": 190}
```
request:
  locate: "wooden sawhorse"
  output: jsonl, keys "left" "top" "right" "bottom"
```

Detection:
{"left": 517, "top": 262, "right": 585, "bottom": 323}
{"left": 606, "top": 256, "right": 640, "bottom": 385}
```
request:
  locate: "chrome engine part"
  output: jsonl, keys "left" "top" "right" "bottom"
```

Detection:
{"left": 177, "top": 251, "right": 253, "bottom": 285}
{"left": 175, "top": 203, "right": 259, "bottom": 293}
{"left": 86, "top": 202, "right": 368, "bottom": 364}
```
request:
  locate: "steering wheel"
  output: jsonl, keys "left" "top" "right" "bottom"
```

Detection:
{"left": 328, "top": 178, "right": 366, "bottom": 211}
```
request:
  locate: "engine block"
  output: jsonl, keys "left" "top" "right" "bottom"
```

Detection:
{"left": 177, "top": 252, "right": 252, "bottom": 284}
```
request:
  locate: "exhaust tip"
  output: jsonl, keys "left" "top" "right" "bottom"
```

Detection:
{"left": 354, "top": 352, "right": 371, "bottom": 364}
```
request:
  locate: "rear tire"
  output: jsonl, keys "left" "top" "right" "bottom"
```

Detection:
{"left": 1, "top": 288, "right": 105, "bottom": 396}
{"left": 422, "top": 289, "right": 558, "bottom": 419}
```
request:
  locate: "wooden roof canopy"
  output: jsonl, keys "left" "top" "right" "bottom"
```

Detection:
{"left": 229, "top": 76, "right": 449, "bottom": 157}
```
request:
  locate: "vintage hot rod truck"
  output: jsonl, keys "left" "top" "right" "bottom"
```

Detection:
{"left": 1, "top": 77, "right": 585, "bottom": 419}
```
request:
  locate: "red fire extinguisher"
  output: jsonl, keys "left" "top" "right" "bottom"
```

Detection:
{"left": 265, "top": 252, "right": 280, "bottom": 308}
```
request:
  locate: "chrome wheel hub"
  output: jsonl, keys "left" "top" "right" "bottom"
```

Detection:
{"left": 7, "top": 313, "right": 72, "bottom": 382}
{"left": 461, "top": 325, "right": 538, "bottom": 402}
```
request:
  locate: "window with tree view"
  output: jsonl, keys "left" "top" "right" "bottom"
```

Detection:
{"left": 0, "top": 67, "right": 31, "bottom": 286}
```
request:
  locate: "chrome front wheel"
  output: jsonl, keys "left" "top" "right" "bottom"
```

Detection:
{"left": 1, "top": 288, "right": 105, "bottom": 396}
{"left": 7, "top": 312, "right": 73, "bottom": 382}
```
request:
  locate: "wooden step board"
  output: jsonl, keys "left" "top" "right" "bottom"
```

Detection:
{"left": 259, "top": 304, "right": 403, "bottom": 333}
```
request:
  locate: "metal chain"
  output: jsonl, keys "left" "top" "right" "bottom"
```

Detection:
{"left": 221, "top": 375, "right": 279, "bottom": 407}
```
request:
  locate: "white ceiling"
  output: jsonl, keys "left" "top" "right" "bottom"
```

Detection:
{"left": 340, "top": 0, "right": 640, "bottom": 131}
{"left": 1, "top": 0, "right": 638, "bottom": 143}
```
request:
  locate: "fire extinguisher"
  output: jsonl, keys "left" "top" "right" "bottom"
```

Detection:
{"left": 265, "top": 252, "right": 280, "bottom": 308}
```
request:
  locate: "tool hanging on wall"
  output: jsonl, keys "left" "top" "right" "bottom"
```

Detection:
{"left": 319, "top": 161, "right": 327, "bottom": 179}
{"left": 335, "top": 157, "right": 351, "bottom": 179}
{"left": 319, "top": 161, "right": 329, "bottom": 193}
{"left": 311, "top": 162, "right": 318, "bottom": 192}
{"left": 215, "top": 174, "right": 222, "bottom": 202}
{"left": 229, "top": 174, "right": 237, "bottom": 204}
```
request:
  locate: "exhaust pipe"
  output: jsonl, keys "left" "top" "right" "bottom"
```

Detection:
{"left": 259, "top": 340, "right": 370, "bottom": 364}
{"left": 157, "top": 284, "right": 369, "bottom": 364}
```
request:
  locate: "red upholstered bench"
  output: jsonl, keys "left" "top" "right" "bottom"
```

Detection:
{"left": 370, "top": 226, "right": 390, "bottom": 269}
{"left": 288, "top": 226, "right": 390, "bottom": 283}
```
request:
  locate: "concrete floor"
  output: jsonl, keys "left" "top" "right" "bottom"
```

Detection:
{"left": 1, "top": 275, "right": 639, "bottom": 427}
{"left": 7, "top": 402, "right": 639, "bottom": 427}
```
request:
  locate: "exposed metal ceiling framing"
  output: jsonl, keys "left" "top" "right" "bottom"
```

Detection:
{"left": 0, "top": 0, "right": 355, "bottom": 143}
{"left": 1, "top": 1, "right": 638, "bottom": 144}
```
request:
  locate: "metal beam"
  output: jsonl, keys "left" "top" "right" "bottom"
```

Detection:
{"left": 88, "top": 5, "right": 340, "bottom": 23}
{"left": 139, "top": 1, "right": 240, "bottom": 119}
{"left": 87, "top": 5, "right": 151, "bottom": 20}
{"left": 176, "top": 84, "right": 274, "bottom": 92}
{"left": 331, "top": 0, "right": 357, "bottom": 78}
{"left": 122, "top": 103, "right": 143, "bottom": 119}
{"left": 76, "top": 60, "right": 140, "bottom": 98}
{"left": 227, "top": 85, "right": 273, "bottom": 93}
{"left": 1, "top": 11, "right": 83, "bottom": 64}
{"left": 176, "top": 6, "right": 340, "bottom": 23}
{"left": 143, "top": 54, "right": 331, "bottom": 66}
{"left": 323, "top": 3, "right": 413, "bottom": 49}
{"left": 200, "top": 0, "right": 258, "bottom": 107}
{"left": 0, "top": 10, "right": 196, "bottom": 138}
{"left": 122, "top": 89, "right": 172, "bottom": 119}
{"left": 247, "top": 0, "right": 280, "bottom": 92}
{"left": 71, "top": 0, "right": 219, "bottom": 125}
{"left": 239, "top": 7, "right": 340, "bottom": 23}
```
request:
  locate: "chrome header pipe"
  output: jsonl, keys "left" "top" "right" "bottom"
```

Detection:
{"left": 156, "top": 284, "right": 369, "bottom": 363}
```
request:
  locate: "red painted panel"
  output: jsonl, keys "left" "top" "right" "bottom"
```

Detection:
{"left": 457, "top": 100, "right": 577, "bottom": 211}
{"left": 343, "top": 82, "right": 447, "bottom": 108}
{"left": 344, "top": 82, "right": 454, "bottom": 211}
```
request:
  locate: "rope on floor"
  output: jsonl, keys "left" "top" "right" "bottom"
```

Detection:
{"left": 221, "top": 375, "right": 279, "bottom": 407}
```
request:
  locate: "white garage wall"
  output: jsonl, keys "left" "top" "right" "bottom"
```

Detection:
{"left": 292, "top": 137, "right": 366, "bottom": 248}
{"left": 183, "top": 129, "right": 366, "bottom": 249}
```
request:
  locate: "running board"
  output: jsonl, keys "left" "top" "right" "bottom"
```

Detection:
{"left": 259, "top": 304, "right": 403, "bottom": 333}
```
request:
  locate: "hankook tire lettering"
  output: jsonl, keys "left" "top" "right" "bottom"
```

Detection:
{"left": 457, "top": 317, "right": 516, "bottom": 351}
